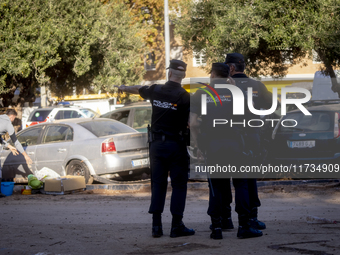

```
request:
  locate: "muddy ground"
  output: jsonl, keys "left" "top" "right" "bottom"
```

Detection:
{"left": 1, "top": 182, "right": 340, "bottom": 255}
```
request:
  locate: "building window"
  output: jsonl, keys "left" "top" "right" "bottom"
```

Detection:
{"left": 193, "top": 51, "right": 206, "bottom": 67}
{"left": 144, "top": 52, "right": 156, "bottom": 71}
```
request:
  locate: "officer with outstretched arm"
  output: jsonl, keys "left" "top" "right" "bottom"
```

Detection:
{"left": 118, "top": 60, "right": 195, "bottom": 238}
{"left": 0, "top": 109, "right": 33, "bottom": 197}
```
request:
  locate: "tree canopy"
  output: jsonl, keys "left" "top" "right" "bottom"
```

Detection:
{"left": 0, "top": 0, "right": 145, "bottom": 106}
{"left": 176, "top": 0, "right": 340, "bottom": 96}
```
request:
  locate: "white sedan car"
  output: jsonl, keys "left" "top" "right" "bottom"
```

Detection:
{"left": 24, "top": 107, "right": 99, "bottom": 129}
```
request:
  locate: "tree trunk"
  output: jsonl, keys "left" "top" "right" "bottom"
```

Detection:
{"left": 316, "top": 49, "right": 340, "bottom": 98}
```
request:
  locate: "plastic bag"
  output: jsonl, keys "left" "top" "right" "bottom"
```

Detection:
{"left": 35, "top": 167, "right": 61, "bottom": 181}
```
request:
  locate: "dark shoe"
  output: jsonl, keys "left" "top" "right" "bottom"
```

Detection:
{"left": 222, "top": 217, "right": 234, "bottom": 229}
{"left": 249, "top": 218, "right": 266, "bottom": 230}
{"left": 170, "top": 222, "right": 195, "bottom": 238}
{"left": 209, "top": 217, "right": 234, "bottom": 231}
{"left": 0, "top": 193, "right": 6, "bottom": 198}
{"left": 152, "top": 226, "right": 163, "bottom": 238}
{"left": 210, "top": 227, "right": 223, "bottom": 239}
{"left": 237, "top": 225, "right": 263, "bottom": 239}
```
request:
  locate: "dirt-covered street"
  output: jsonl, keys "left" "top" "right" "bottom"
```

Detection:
{"left": 1, "top": 182, "right": 340, "bottom": 255}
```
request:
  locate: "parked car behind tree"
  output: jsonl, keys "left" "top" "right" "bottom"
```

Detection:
{"left": 270, "top": 103, "right": 340, "bottom": 169}
{"left": 100, "top": 102, "right": 152, "bottom": 133}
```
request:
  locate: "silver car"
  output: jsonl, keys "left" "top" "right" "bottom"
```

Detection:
{"left": 100, "top": 101, "right": 152, "bottom": 133}
{"left": 0, "top": 118, "right": 149, "bottom": 184}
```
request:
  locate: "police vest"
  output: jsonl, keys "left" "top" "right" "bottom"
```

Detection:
{"left": 150, "top": 84, "right": 189, "bottom": 137}
{"left": 232, "top": 76, "right": 272, "bottom": 110}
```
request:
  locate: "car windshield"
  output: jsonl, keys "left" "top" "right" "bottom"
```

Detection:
{"left": 29, "top": 110, "right": 52, "bottom": 122}
{"left": 279, "top": 111, "right": 334, "bottom": 132}
{"left": 80, "top": 108, "right": 99, "bottom": 118}
{"left": 78, "top": 120, "right": 136, "bottom": 137}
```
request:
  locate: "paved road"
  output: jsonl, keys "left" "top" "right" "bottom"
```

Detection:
{"left": 1, "top": 182, "right": 340, "bottom": 255}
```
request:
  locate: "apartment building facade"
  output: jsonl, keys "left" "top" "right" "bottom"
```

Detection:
{"left": 141, "top": 25, "right": 323, "bottom": 94}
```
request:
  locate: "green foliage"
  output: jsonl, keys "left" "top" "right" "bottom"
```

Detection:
{"left": 176, "top": 0, "right": 340, "bottom": 94}
{"left": 0, "top": 0, "right": 145, "bottom": 103}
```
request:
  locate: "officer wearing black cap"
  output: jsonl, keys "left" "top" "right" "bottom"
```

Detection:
{"left": 118, "top": 59, "right": 195, "bottom": 238}
{"left": 225, "top": 52, "right": 271, "bottom": 230}
{"left": 190, "top": 63, "right": 262, "bottom": 239}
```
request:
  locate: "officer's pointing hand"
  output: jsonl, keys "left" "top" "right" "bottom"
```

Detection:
{"left": 118, "top": 85, "right": 127, "bottom": 93}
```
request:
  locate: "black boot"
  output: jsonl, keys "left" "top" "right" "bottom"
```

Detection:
{"left": 249, "top": 217, "right": 266, "bottom": 230}
{"left": 209, "top": 216, "right": 234, "bottom": 231}
{"left": 237, "top": 224, "right": 262, "bottom": 239}
{"left": 170, "top": 216, "right": 195, "bottom": 238}
{"left": 152, "top": 226, "right": 163, "bottom": 238}
{"left": 152, "top": 213, "right": 163, "bottom": 237}
{"left": 237, "top": 214, "right": 262, "bottom": 239}
{"left": 249, "top": 207, "right": 266, "bottom": 230}
{"left": 210, "top": 217, "right": 223, "bottom": 239}
{"left": 221, "top": 217, "right": 234, "bottom": 230}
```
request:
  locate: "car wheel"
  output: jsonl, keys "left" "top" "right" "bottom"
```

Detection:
{"left": 66, "top": 160, "right": 93, "bottom": 184}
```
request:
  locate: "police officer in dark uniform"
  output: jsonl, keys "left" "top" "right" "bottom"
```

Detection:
{"left": 118, "top": 59, "right": 195, "bottom": 238}
{"left": 190, "top": 63, "right": 263, "bottom": 239}
{"left": 225, "top": 53, "right": 273, "bottom": 230}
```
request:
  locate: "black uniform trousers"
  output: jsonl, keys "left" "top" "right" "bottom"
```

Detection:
{"left": 217, "top": 180, "right": 260, "bottom": 219}
{"left": 246, "top": 132, "right": 262, "bottom": 217}
{"left": 148, "top": 138, "right": 188, "bottom": 217}
{"left": 206, "top": 138, "right": 251, "bottom": 224}
{"left": 213, "top": 133, "right": 262, "bottom": 220}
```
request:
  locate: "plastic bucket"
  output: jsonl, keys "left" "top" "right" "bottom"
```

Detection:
{"left": 1, "top": 182, "right": 15, "bottom": 196}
